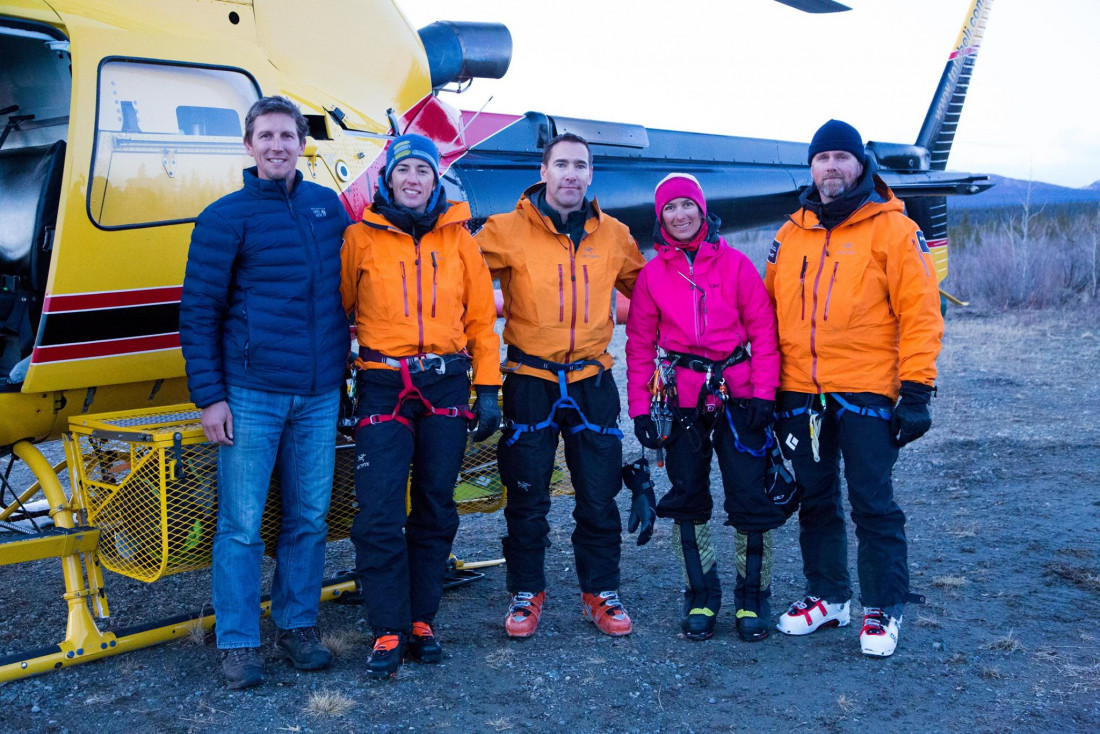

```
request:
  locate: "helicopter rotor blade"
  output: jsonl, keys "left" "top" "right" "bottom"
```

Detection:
{"left": 773, "top": 0, "right": 851, "bottom": 13}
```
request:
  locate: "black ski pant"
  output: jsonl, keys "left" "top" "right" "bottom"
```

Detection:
{"left": 775, "top": 391, "right": 908, "bottom": 616}
{"left": 351, "top": 368, "right": 469, "bottom": 633}
{"left": 497, "top": 372, "right": 623, "bottom": 594}
{"left": 657, "top": 403, "right": 788, "bottom": 533}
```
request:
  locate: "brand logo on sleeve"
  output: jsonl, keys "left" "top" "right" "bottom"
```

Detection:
{"left": 767, "top": 239, "right": 781, "bottom": 264}
{"left": 915, "top": 231, "right": 930, "bottom": 253}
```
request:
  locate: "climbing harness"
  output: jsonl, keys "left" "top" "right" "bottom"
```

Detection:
{"left": 501, "top": 346, "right": 623, "bottom": 446}
{"left": 776, "top": 393, "right": 892, "bottom": 462}
{"left": 355, "top": 349, "right": 474, "bottom": 432}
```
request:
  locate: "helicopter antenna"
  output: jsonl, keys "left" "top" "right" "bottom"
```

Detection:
{"left": 448, "top": 96, "right": 494, "bottom": 148}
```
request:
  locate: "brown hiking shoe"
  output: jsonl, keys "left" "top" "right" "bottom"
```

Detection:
{"left": 274, "top": 626, "right": 332, "bottom": 670}
{"left": 220, "top": 647, "right": 264, "bottom": 690}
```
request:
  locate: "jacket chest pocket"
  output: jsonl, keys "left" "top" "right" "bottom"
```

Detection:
{"left": 772, "top": 249, "right": 813, "bottom": 327}
{"left": 364, "top": 258, "right": 412, "bottom": 321}
{"left": 528, "top": 257, "right": 575, "bottom": 326}
{"left": 818, "top": 248, "right": 877, "bottom": 331}
{"left": 427, "top": 249, "right": 462, "bottom": 323}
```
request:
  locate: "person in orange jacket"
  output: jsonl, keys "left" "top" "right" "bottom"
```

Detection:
{"left": 765, "top": 120, "right": 943, "bottom": 657}
{"left": 475, "top": 132, "right": 646, "bottom": 639}
{"left": 340, "top": 134, "right": 500, "bottom": 678}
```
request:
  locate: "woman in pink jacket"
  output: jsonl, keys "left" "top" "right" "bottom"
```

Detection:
{"left": 625, "top": 173, "right": 783, "bottom": 643}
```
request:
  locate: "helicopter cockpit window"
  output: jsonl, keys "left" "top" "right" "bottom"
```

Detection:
{"left": 88, "top": 60, "right": 260, "bottom": 229}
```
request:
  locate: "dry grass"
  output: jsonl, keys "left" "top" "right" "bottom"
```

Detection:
{"left": 1034, "top": 647, "right": 1060, "bottom": 663}
{"left": 304, "top": 690, "right": 355, "bottom": 719}
{"left": 981, "top": 666, "right": 1004, "bottom": 680}
{"left": 485, "top": 646, "right": 515, "bottom": 670}
{"left": 983, "top": 630, "right": 1024, "bottom": 653}
{"left": 836, "top": 694, "right": 854, "bottom": 713}
{"left": 1058, "top": 664, "right": 1100, "bottom": 692}
{"left": 1046, "top": 562, "right": 1100, "bottom": 592}
{"left": 180, "top": 619, "right": 208, "bottom": 647}
{"left": 915, "top": 612, "right": 942, "bottom": 628}
{"left": 321, "top": 628, "right": 369, "bottom": 658}
{"left": 486, "top": 718, "right": 514, "bottom": 732}
{"left": 931, "top": 575, "right": 968, "bottom": 589}
{"left": 949, "top": 524, "right": 978, "bottom": 538}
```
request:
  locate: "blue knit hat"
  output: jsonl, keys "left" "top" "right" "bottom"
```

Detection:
{"left": 807, "top": 119, "right": 865, "bottom": 164}
{"left": 384, "top": 134, "right": 440, "bottom": 183}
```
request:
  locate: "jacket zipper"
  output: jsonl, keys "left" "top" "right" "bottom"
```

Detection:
{"left": 430, "top": 251, "right": 438, "bottom": 319}
{"left": 400, "top": 261, "right": 410, "bottom": 317}
{"left": 286, "top": 187, "right": 319, "bottom": 392}
{"left": 414, "top": 240, "right": 425, "bottom": 353}
{"left": 582, "top": 264, "right": 590, "bottom": 324}
{"left": 557, "top": 264, "right": 565, "bottom": 322}
{"left": 823, "top": 261, "right": 840, "bottom": 321}
{"left": 566, "top": 239, "right": 578, "bottom": 362}
{"left": 808, "top": 232, "right": 830, "bottom": 392}
{"left": 799, "top": 256, "right": 808, "bottom": 321}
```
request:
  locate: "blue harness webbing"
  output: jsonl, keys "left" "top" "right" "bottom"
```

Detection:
{"left": 502, "top": 349, "right": 623, "bottom": 447}
{"left": 776, "top": 393, "right": 892, "bottom": 422}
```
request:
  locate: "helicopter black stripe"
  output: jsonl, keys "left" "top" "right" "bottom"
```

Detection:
{"left": 38, "top": 303, "right": 180, "bottom": 347}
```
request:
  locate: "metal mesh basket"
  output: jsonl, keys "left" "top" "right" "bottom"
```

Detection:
{"left": 68, "top": 404, "right": 570, "bottom": 582}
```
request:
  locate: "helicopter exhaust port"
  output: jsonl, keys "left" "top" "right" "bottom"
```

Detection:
{"left": 417, "top": 21, "right": 512, "bottom": 91}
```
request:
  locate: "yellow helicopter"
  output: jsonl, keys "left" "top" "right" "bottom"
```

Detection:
{"left": 0, "top": 0, "right": 992, "bottom": 680}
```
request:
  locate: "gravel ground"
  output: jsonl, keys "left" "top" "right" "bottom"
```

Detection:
{"left": 1, "top": 306, "right": 1098, "bottom": 733}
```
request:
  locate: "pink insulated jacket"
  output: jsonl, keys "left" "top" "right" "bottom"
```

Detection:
{"left": 625, "top": 233, "right": 780, "bottom": 418}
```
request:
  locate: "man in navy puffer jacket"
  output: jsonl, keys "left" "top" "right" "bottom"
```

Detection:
{"left": 180, "top": 96, "right": 351, "bottom": 690}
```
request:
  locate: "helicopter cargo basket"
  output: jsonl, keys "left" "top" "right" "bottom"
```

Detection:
{"left": 68, "top": 403, "right": 569, "bottom": 583}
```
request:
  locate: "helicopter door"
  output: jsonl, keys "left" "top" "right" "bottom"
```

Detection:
{"left": 0, "top": 20, "right": 70, "bottom": 386}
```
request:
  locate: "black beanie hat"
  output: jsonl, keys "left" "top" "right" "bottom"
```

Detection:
{"left": 807, "top": 119, "right": 865, "bottom": 164}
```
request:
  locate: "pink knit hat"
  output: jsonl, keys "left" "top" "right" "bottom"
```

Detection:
{"left": 654, "top": 173, "right": 707, "bottom": 221}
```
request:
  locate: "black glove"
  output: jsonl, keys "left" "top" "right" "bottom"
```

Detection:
{"left": 890, "top": 381, "right": 933, "bottom": 447}
{"left": 744, "top": 397, "right": 776, "bottom": 433}
{"left": 633, "top": 415, "right": 665, "bottom": 449}
{"left": 622, "top": 458, "right": 657, "bottom": 546}
{"left": 470, "top": 386, "right": 501, "bottom": 443}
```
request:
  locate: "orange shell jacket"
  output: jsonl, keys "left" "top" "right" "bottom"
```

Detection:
{"left": 764, "top": 177, "right": 943, "bottom": 400}
{"left": 475, "top": 184, "right": 645, "bottom": 383}
{"left": 340, "top": 201, "right": 501, "bottom": 387}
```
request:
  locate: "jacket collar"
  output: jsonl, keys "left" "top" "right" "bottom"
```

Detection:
{"left": 788, "top": 174, "right": 902, "bottom": 230}
{"left": 361, "top": 199, "right": 471, "bottom": 232}
{"left": 243, "top": 166, "right": 303, "bottom": 198}
{"left": 517, "top": 182, "right": 604, "bottom": 237}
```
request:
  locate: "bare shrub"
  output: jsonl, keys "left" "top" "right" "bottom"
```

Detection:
{"left": 948, "top": 202, "right": 1100, "bottom": 308}
{"left": 981, "top": 666, "right": 1003, "bottom": 680}
{"left": 837, "top": 694, "right": 855, "bottom": 713}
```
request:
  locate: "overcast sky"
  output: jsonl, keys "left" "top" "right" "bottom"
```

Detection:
{"left": 402, "top": 0, "right": 1099, "bottom": 188}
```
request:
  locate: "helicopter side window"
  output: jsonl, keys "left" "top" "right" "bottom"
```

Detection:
{"left": 88, "top": 60, "right": 260, "bottom": 229}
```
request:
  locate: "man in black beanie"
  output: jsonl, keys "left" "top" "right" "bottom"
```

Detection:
{"left": 763, "top": 119, "right": 944, "bottom": 657}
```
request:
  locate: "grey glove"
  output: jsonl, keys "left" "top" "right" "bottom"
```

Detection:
{"left": 890, "top": 381, "right": 933, "bottom": 447}
{"left": 622, "top": 457, "right": 657, "bottom": 546}
{"left": 470, "top": 386, "right": 501, "bottom": 443}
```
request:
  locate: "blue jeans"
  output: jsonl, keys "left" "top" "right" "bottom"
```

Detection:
{"left": 212, "top": 385, "right": 339, "bottom": 649}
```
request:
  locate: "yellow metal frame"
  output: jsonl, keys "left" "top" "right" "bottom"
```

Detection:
{"left": 0, "top": 402, "right": 571, "bottom": 682}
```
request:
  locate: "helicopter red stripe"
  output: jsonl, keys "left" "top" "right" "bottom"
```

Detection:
{"left": 31, "top": 334, "right": 180, "bottom": 364}
{"left": 43, "top": 287, "right": 183, "bottom": 314}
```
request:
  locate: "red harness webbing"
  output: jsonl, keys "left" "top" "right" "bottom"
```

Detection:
{"left": 356, "top": 357, "right": 474, "bottom": 432}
